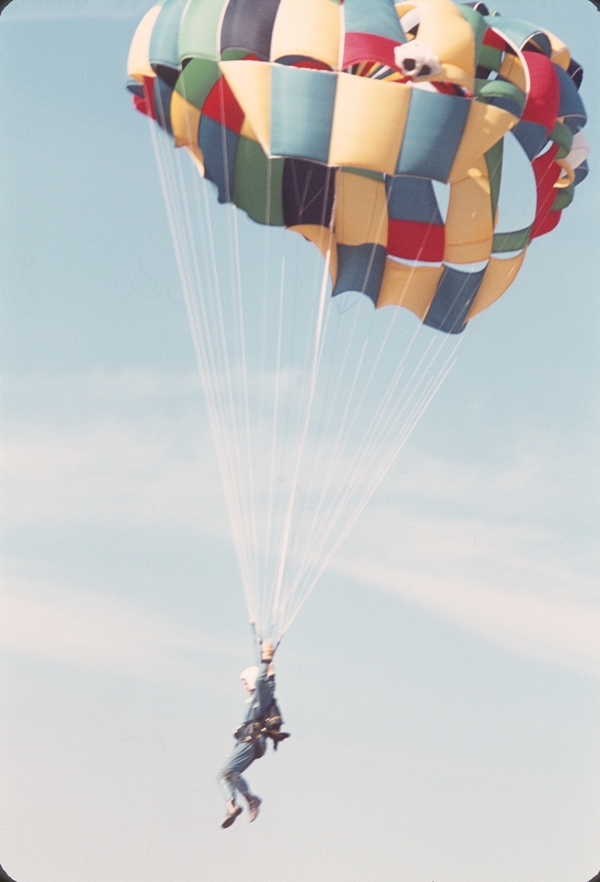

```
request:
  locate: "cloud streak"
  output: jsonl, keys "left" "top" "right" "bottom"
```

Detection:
{"left": 3, "top": 369, "right": 598, "bottom": 678}
{"left": 336, "top": 553, "right": 600, "bottom": 677}
{"left": 333, "top": 443, "right": 600, "bottom": 677}
{"left": 3, "top": 370, "right": 227, "bottom": 532}
{"left": 0, "top": 574, "right": 242, "bottom": 685}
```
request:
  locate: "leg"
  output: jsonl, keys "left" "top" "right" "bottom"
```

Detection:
{"left": 219, "top": 741, "right": 255, "bottom": 827}
{"left": 220, "top": 741, "right": 255, "bottom": 800}
{"left": 219, "top": 740, "right": 263, "bottom": 825}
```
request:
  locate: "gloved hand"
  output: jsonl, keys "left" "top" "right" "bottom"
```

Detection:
{"left": 261, "top": 639, "right": 275, "bottom": 662}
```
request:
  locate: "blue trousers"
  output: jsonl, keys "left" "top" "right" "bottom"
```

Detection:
{"left": 220, "top": 739, "right": 263, "bottom": 802}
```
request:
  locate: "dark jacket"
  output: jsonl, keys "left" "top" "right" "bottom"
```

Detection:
{"left": 235, "top": 661, "right": 275, "bottom": 750}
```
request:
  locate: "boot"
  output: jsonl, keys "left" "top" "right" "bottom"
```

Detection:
{"left": 221, "top": 799, "right": 243, "bottom": 828}
{"left": 246, "top": 793, "right": 262, "bottom": 822}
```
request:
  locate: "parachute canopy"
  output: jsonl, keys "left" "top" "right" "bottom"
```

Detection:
{"left": 128, "top": 0, "right": 588, "bottom": 335}
{"left": 126, "top": 2, "right": 590, "bottom": 646}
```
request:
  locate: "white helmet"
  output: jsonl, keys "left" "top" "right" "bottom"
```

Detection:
{"left": 240, "top": 666, "right": 259, "bottom": 692}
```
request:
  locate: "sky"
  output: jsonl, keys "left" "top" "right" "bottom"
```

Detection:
{"left": 0, "top": 2, "right": 599, "bottom": 881}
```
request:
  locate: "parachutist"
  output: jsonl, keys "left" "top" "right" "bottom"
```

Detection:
{"left": 219, "top": 640, "right": 289, "bottom": 828}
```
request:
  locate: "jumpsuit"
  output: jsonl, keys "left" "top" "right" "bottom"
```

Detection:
{"left": 220, "top": 660, "right": 275, "bottom": 802}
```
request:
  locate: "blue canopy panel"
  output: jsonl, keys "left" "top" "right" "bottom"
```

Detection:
{"left": 574, "top": 160, "right": 589, "bottom": 186}
{"left": 150, "top": 0, "right": 188, "bottom": 85}
{"left": 343, "top": 0, "right": 406, "bottom": 42}
{"left": 332, "top": 243, "right": 388, "bottom": 305}
{"left": 396, "top": 89, "right": 470, "bottom": 182}
{"left": 484, "top": 16, "right": 552, "bottom": 55}
{"left": 199, "top": 116, "right": 239, "bottom": 203}
{"left": 567, "top": 57, "right": 583, "bottom": 90}
{"left": 554, "top": 63, "right": 587, "bottom": 134}
{"left": 152, "top": 76, "right": 175, "bottom": 135}
{"left": 386, "top": 176, "right": 444, "bottom": 225}
{"left": 511, "top": 120, "right": 548, "bottom": 161}
{"left": 126, "top": 78, "right": 145, "bottom": 100}
{"left": 270, "top": 66, "right": 337, "bottom": 164}
{"left": 424, "top": 265, "right": 487, "bottom": 333}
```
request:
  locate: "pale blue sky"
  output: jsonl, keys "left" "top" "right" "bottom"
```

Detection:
{"left": 1, "top": 2, "right": 599, "bottom": 881}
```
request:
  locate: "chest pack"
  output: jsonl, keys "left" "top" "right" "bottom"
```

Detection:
{"left": 234, "top": 699, "right": 291, "bottom": 753}
{"left": 261, "top": 699, "right": 291, "bottom": 750}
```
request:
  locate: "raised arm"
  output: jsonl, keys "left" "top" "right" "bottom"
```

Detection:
{"left": 254, "top": 641, "right": 276, "bottom": 716}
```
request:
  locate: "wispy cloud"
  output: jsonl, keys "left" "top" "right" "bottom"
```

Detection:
{"left": 0, "top": 573, "right": 242, "bottom": 684}
{"left": 2, "top": 0, "right": 149, "bottom": 21}
{"left": 3, "top": 369, "right": 598, "bottom": 677}
{"left": 333, "top": 443, "right": 600, "bottom": 677}
{"left": 336, "top": 553, "right": 600, "bottom": 677}
{"left": 3, "top": 370, "right": 227, "bottom": 532}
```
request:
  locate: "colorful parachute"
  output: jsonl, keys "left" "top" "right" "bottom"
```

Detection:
{"left": 127, "top": 0, "right": 588, "bottom": 335}
{"left": 127, "top": 1, "right": 589, "bottom": 645}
